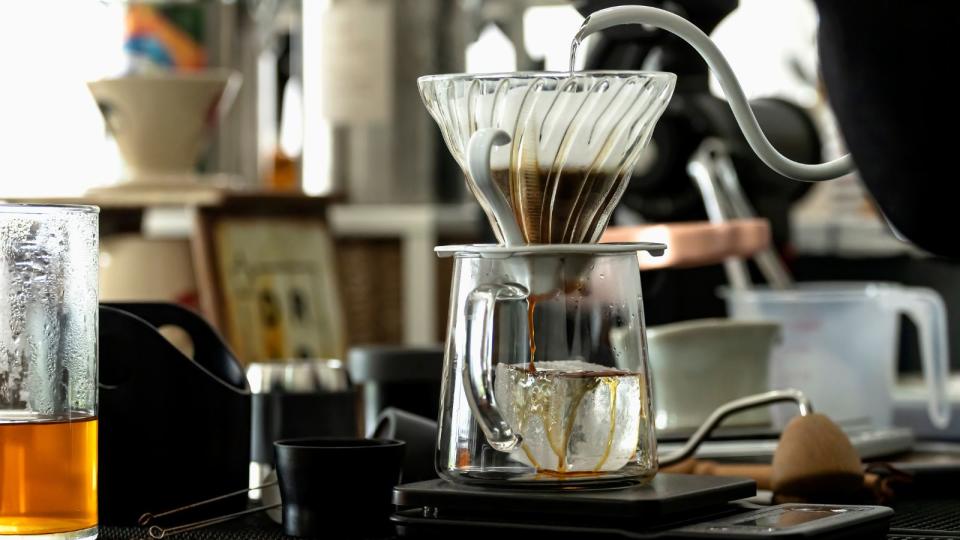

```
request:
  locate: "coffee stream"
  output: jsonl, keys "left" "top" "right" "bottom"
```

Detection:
{"left": 487, "top": 22, "right": 646, "bottom": 477}
{"left": 517, "top": 288, "right": 645, "bottom": 476}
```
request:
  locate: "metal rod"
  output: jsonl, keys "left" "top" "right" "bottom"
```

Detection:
{"left": 688, "top": 146, "right": 751, "bottom": 290}
{"left": 659, "top": 389, "right": 813, "bottom": 467}
{"left": 148, "top": 504, "right": 281, "bottom": 539}
{"left": 709, "top": 138, "right": 794, "bottom": 288}
{"left": 138, "top": 481, "right": 278, "bottom": 526}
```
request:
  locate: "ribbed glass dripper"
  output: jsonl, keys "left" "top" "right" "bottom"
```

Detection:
{"left": 419, "top": 72, "right": 675, "bottom": 243}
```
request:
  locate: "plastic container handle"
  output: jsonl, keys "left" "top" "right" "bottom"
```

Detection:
{"left": 463, "top": 283, "right": 528, "bottom": 452}
{"left": 467, "top": 128, "right": 525, "bottom": 246}
{"left": 575, "top": 6, "right": 856, "bottom": 182}
{"left": 888, "top": 287, "right": 952, "bottom": 429}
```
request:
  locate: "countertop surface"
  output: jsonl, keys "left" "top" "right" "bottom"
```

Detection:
{"left": 96, "top": 495, "right": 960, "bottom": 539}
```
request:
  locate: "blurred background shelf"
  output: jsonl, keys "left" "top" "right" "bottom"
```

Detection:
{"left": 603, "top": 219, "right": 772, "bottom": 270}
{"left": 2, "top": 190, "right": 486, "bottom": 359}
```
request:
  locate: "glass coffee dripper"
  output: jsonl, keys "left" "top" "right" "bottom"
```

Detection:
{"left": 420, "top": 72, "right": 676, "bottom": 245}
{"left": 421, "top": 5, "right": 857, "bottom": 487}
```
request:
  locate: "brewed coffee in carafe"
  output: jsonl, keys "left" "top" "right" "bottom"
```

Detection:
{"left": 496, "top": 362, "right": 645, "bottom": 475}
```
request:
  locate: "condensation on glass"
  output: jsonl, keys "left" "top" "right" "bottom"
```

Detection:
{"left": 0, "top": 204, "right": 99, "bottom": 539}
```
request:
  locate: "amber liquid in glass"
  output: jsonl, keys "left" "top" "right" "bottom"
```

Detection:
{"left": 0, "top": 415, "right": 98, "bottom": 535}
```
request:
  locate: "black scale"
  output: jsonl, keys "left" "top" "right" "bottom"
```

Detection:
{"left": 391, "top": 474, "right": 893, "bottom": 539}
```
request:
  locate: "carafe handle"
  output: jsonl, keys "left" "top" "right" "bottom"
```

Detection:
{"left": 887, "top": 287, "right": 952, "bottom": 429}
{"left": 463, "top": 283, "right": 528, "bottom": 452}
{"left": 575, "top": 6, "right": 855, "bottom": 182}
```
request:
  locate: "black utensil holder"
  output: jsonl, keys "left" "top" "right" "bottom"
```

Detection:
{"left": 98, "top": 302, "right": 250, "bottom": 526}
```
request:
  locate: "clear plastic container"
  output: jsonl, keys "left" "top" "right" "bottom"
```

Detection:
{"left": 723, "top": 283, "right": 950, "bottom": 430}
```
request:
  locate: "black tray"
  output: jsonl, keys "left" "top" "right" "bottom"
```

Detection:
{"left": 393, "top": 474, "right": 756, "bottom": 519}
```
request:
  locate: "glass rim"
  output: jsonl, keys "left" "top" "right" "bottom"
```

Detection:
{"left": 418, "top": 70, "right": 677, "bottom": 85}
{"left": 274, "top": 437, "right": 405, "bottom": 450}
{"left": 435, "top": 242, "right": 666, "bottom": 258}
{"left": 88, "top": 67, "right": 239, "bottom": 84}
{"left": 718, "top": 281, "right": 900, "bottom": 302}
{"left": 0, "top": 203, "right": 100, "bottom": 215}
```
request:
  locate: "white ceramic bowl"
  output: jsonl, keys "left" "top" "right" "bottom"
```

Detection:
{"left": 647, "top": 318, "right": 780, "bottom": 432}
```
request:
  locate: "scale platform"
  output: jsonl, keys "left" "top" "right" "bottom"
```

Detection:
{"left": 392, "top": 475, "right": 892, "bottom": 539}
{"left": 394, "top": 474, "right": 756, "bottom": 520}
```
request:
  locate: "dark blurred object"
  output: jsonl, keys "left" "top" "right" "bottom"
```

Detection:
{"left": 372, "top": 408, "right": 439, "bottom": 482}
{"left": 335, "top": 239, "right": 405, "bottom": 345}
{"left": 815, "top": 0, "right": 960, "bottom": 257}
{"left": 266, "top": 33, "right": 301, "bottom": 191}
{"left": 576, "top": 0, "right": 818, "bottom": 249}
{"left": 347, "top": 345, "right": 444, "bottom": 431}
{"left": 99, "top": 303, "right": 250, "bottom": 526}
{"left": 576, "top": 0, "right": 820, "bottom": 325}
{"left": 247, "top": 360, "right": 359, "bottom": 496}
{"left": 274, "top": 438, "right": 404, "bottom": 538}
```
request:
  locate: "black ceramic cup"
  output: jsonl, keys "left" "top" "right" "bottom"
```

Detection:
{"left": 371, "top": 407, "right": 438, "bottom": 483}
{"left": 274, "top": 438, "right": 405, "bottom": 538}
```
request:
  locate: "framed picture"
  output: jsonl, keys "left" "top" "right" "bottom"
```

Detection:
{"left": 193, "top": 196, "right": 345, "bottom": 364}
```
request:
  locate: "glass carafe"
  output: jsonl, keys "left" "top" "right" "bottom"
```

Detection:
{"left": 0, "top": 204, "right": 99, "bottom": 539}
{"left": 435, "top": 242, "right": 664, "bottom": 486}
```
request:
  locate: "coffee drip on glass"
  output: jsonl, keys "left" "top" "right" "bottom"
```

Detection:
{"left": 421, "top": 5, "right": 855, "bottom": 487}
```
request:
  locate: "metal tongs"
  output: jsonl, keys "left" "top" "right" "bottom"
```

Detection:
{"left": 137, "top": 480, "right": 280, "bottom": 538}
{"left": 138, "top": 389, "right": 813, "bottom": 537}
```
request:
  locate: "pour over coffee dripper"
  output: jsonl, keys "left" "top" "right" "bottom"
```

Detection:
{"left": 420, "top": 72, "right": 676, "bottom": 245}
{"left": 419, "top": 73, "right": 676, "bottom": 297}
{"left": 421, "top": 5, "right": 858, "bottom": 487}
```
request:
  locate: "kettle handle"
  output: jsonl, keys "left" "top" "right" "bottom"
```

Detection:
{"left": 886, "top": 287, "right": 952, "bottom": 430}
{"left": 462, "top": 283, "right": 528, "bottom": 452}
{"left": 575, "top": 6, "right": 855, "bottom": 182}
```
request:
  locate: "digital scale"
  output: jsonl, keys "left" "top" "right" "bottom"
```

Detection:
{"left": 392, "top": 474, "right": 893, "bottom": 539}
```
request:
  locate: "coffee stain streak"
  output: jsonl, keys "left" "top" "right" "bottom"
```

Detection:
{"left": 593, "top": 378, "right": 619, "bottom": 471}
